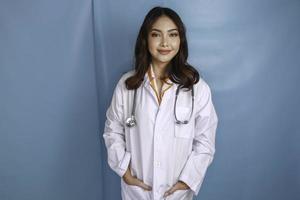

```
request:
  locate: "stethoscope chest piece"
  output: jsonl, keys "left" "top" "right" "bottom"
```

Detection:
{"left": 125, "top": 115, "right": 136, "bottom": 127}
{"left": 126, "top": 88, "right": 138, "bottom": 127}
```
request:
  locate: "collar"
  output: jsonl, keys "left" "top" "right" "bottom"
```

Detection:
{"left": 144, "top": 63, "right": 173, "bottom": 85}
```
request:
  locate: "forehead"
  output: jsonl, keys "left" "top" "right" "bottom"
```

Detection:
{"left": 151, "top": 15, "right": 178, "bottom": 30}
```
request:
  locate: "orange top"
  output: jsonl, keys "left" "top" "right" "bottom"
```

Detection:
{"left": 147, "top": 64, "right": 173, "bottom": 105}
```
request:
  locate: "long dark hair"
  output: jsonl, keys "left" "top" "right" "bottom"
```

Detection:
{"left": 125, "top": 6, "right": 200, "bottom": 90}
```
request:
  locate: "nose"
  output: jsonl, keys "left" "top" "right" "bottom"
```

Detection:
{"left": 160, "top": 35, "right": 169, "bottom": 47}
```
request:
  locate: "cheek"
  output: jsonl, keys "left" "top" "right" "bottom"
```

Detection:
{"left": 148, "top": 45, "right": 155, "bottom": 56}
{"left": 172, "top": 40, "right": 180, "bottom": 53}
{"left": 148, "top": 39, "right": 159, "bottom": 53}
{"left": 174, "top": 40, "right": 180, "bottom": 49}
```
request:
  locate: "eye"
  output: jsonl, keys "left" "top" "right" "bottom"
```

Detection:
{"left": 170, "top": 32, "right": 179, "bottom": 37}
{"left": 151, "top": 32, "right": 160, "bottom": 37}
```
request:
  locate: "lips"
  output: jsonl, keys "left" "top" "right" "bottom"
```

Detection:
{"left": 158, "top": 50, "right": 172, "bottom": 55}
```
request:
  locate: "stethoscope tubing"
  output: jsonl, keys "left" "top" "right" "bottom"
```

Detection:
{"left": 126, "top": 84, "right": 194, "bottom": 127}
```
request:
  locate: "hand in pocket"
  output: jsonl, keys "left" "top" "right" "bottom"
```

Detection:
{"left": 122, "top": 165, "right": 152, "bottom": 191}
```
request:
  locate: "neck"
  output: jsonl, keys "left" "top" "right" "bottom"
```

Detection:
{"left": 151, "top": 61, "right": 169, "bottom": 79}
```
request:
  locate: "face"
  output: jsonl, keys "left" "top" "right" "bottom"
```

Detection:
{"left": 147, "top": 15, "right": 180, "bottom": 66}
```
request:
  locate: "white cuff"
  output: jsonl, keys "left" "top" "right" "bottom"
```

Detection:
{"left": 118, "top": 151, "right": 131, "bottom": 177}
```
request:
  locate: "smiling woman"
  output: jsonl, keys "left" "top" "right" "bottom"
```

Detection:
{"left": 147, "top": 15, "right": 181, "bottom": 72}
{"left": 103, "top": 6, "right": 218, "bottom": 200}
{"left": 126, "top": 6, "right": 199, "bottom": 91}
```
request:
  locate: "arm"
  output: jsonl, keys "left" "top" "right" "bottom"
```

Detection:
{"left": 178, "top": 80, "right": 218, "bottom": 195}
{"left": 103, "top": 78, "right": 131, "bottom": 178}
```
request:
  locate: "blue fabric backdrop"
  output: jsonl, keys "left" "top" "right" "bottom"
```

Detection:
{"left": 0, "top": 0, "right": 299, "bottom": 200}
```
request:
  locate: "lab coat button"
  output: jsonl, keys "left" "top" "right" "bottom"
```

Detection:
{"left": 156, "top": 161, "right": 161, "bottom": 167}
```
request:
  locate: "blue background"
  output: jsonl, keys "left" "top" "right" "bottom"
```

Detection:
{"left": 0, "top": 0, "right": 299, "bottom": 199}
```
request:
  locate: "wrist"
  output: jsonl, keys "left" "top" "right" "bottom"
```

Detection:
{"left": 178, "top": 180, "right": 190, "bottom": 189}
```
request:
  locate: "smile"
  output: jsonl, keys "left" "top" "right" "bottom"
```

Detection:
{"left": 158, "top": 50, "right": 172, "bottom": 55}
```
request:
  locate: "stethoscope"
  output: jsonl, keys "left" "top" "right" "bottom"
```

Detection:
{"left": 125, "top": 84, "right": 194, "bottom": 127}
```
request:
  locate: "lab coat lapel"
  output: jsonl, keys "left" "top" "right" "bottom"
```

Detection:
{"left": 142, "top": 73, "right": 178, "bottom": 113}
{"left": 142, "top": 72, "right": 159, "bottom": 106}
{"left": 142, "top": 71, "right": 178, "bottom": 108}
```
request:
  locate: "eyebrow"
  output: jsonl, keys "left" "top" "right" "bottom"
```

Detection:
{"left": 151, "top": 28, "right": 178, "bottom": 32}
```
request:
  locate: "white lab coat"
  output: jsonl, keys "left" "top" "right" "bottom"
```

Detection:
{"left": 103, "top": 70, "right": 218, "bottom": 200}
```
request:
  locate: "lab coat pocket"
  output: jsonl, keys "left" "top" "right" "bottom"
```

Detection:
{"left": 121, "top": 178, "right": 151, "bottom": 200}
{"left": 174, "top": 106, "right": 195, "bottom": 139}
{"left": 166, "top": 189, "right": 193, "bottom": 200}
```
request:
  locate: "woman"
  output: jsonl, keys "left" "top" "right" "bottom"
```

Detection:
{"left": 103, "top": 6, "right": 218, "bottom": 200}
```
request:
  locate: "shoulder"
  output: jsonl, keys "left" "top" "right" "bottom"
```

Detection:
{"left": 194, "top": 77, "right": 211, "bottom": 93}
{"left": 115, "top": 69, "right": 135, "bottom": 90}
{"left": 194, "top": 77, "right": 213, "bottom": 100}
{"left": 120, "top": 69, "right": 135, "bottom": 82}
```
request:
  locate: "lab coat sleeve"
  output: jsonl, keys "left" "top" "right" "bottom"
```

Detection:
{"left": 103, "top": 78, "right": 131, "bottom": 178}
{"left": 178, "top": 80, "right": 218, "bottom": 196}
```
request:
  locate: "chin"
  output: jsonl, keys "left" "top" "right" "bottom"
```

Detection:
{"left": 156, "top": 56, "right": 175, "bottom": 64}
